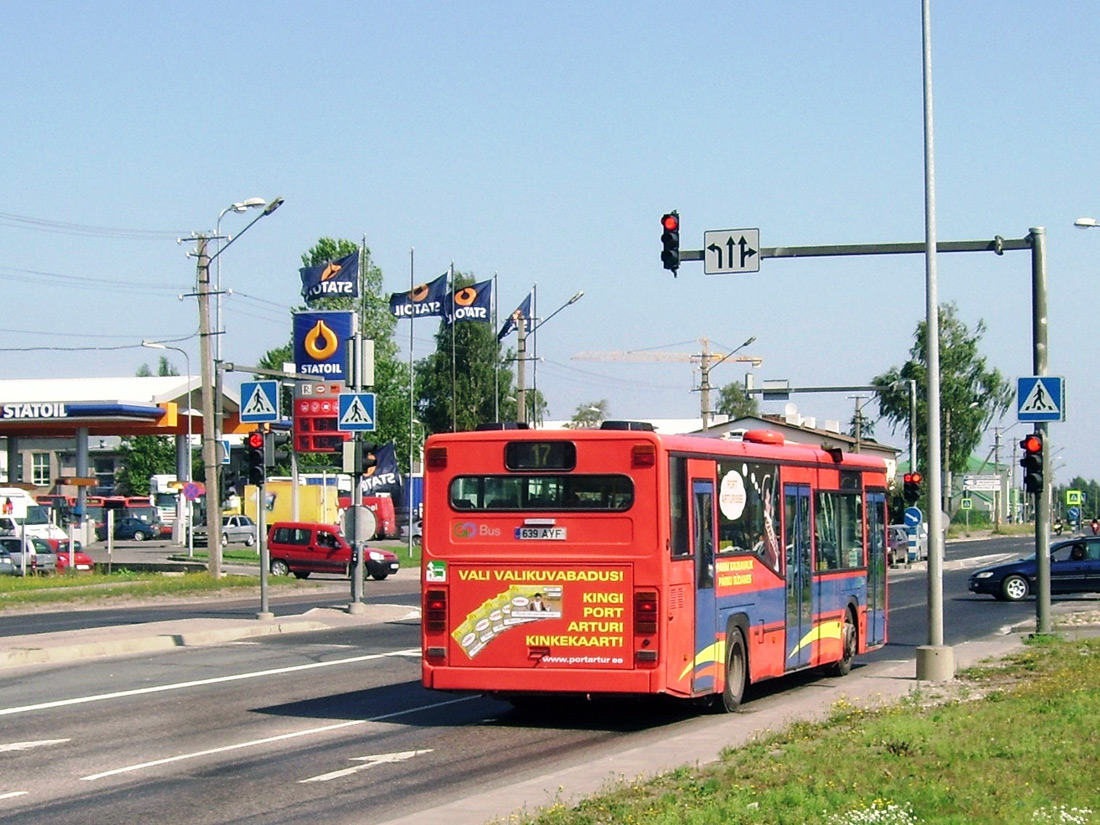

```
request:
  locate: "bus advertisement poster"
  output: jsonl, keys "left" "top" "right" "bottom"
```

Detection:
{"left": 448, "top": 564, "right": 631, "bottom": 668}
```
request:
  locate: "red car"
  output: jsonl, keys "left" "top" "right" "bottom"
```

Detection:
{"left": 55, "top": 541, "right": 95, "bottom": 573}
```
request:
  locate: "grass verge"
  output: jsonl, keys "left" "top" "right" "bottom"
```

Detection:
{"left": 0, "top": 570, "right": 307, "bottom": 609}
{"left": 511, "top": 635, "right": 1100, "bottom": 825}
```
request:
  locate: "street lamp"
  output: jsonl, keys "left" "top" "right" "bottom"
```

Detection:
{"left": 192, "top": 196, "right": 283, "bottom": 577}
{"left": 142, "top": 341, "right": 194, "bottom": 557}
{"left": 1073, "top": 217, "right": 1098, "bottom": 228}
{"left": 701, "top": 335, "right": 756, "bottom": 431}
{"left": 519, "top": 290, "right": 584, "bottom": 425}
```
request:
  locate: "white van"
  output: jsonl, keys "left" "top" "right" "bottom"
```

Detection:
{"left": 0, "top": 487, "right": 68, "bottom": 549}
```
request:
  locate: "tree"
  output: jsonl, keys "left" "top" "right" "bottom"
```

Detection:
{"left": 568, "top": 400, "right": 607, "bottom": 428}
{"left": 715, "top": 382, "right": 759, "bottom": 420}
{"left": 416, "top": 273, "right": 515, "bottom": 433}
{"left": 872, "top": 303, "right": 1013, "bottom": 478}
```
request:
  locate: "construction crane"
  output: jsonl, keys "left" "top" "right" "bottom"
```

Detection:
{"left": 572, "top": 337, "right": 762, "bottom": 431}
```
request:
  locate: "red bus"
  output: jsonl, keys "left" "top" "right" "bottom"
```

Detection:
{"left": 421, "top": 424, "right": 889, "bottom": 711}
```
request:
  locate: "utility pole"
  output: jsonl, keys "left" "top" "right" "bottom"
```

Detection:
{"left": 516, "top": 317, "right": 527, "bottom": 425}
{"left": 195, "top": 236, "right": 223, "bottom": 574}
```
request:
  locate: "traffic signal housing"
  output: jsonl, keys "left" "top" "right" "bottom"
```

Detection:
{"left": 1021, "top": 432, "right": 1044, "bottom": 494}
{"left": 246, "top": 430, "right": 266, "bottom": 486}
{"left": 903, "top": 472, "right": 922, "bottom": 505}
{"left": 264, "top": 430, "right": 292, "bottom": 468}
{"left": 661, "top": 211, "right": 680, "bottom": 274}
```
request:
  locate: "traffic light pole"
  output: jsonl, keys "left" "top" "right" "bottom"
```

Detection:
{"left": 348, "top": 328, "right": 366, "bottom": 614}
{"left": 1031, "top": 228, "right": 1052, "bottom": 636}
{"left": 257, "top": 480, "right": 272, "bottom": 619}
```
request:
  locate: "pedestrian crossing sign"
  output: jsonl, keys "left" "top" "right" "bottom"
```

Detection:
{"left": 338, "top": 392, "right": 376, "bottom": 431}
{"left": 1016, "top": 376, "right": 1064, "bottom": 422}
{"left": 240, "top": 380, "right": 280, "bottom": 423}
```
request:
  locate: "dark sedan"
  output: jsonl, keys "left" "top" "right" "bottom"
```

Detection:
{"left": 968, "top": 536, "right": 1100, "bottom": 601}
{"left": 96, "top": 516, "right": 158, "bottom": 542}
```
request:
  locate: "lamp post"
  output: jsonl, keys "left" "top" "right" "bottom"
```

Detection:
{"left": 142, "top": 341, "right": 194, "bottom": 557}
{"left": 518, "top": 290, "right": 583, "bottom": 425}
{"left": 190, "top": 197, "right": 283, "bottom": 577}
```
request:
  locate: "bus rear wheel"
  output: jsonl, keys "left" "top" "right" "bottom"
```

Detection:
{"left": 721, "top": 628, "right": 747, "bottom": 713}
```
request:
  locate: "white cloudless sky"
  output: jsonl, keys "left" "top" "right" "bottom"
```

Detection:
{"left": 2, "top": 2, "right": 1099, "bottom": 483}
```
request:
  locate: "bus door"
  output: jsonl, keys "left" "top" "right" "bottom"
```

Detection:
{"left": 784, "top": 484, "right": 813, "bottom": 670}
{"left": 866, "top": 491, "right": 887, "bottom": 646}
{"left": 691, "top": 477, "right": 719, "bottom": 694}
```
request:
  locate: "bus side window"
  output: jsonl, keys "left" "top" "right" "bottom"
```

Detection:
{"left": 669, "top": 457, "right": 690, "bottom": 558}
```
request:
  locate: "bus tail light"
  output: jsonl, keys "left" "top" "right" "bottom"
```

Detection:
{"left": 425, "top": 588, "right": 448, "bottom": 632}
{"left": 634, "top": 590, "right": 658, "bottom": 633}
{"left": 634, "top": 590, "right": 659, "bottom": 664}
{"left": 631, "top": 444, "right": 656, "bottom": 468}
{"left": 426, "top": 446, "right": 448, "bottom": 469}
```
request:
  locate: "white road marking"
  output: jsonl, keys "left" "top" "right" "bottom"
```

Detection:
{"left": 0, "top": 738, "right": 70, "bottom": 752}
{"left": 0, "top": 648, "right": 421, "bottom": 718}
{"left": 300, "top": 749, "right": 433, "bottom": 783}
{"left": 81, "top": 698, "right": 470, "bottom": 781}
{"left": 0, "top": 791, "right": 29, "bottom": 800}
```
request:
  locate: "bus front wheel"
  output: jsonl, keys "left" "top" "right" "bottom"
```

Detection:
{"left": 827, "top": 608, "right": 857, "bottom": 677}
{"left": 721, "top": 628, "right": 747, "bottom": 713}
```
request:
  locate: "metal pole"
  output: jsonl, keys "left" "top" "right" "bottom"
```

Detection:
{"left": 908, "top": 379, "right": 918, "bottom": 472}
{"left": 349, "top": 325, "right": 366, "bottom": 612}
{"left": 1031, "top": 227, "right": 1051, "bottom": 635}
{"left": 916, "top": 0, "right": 953, "bottom": 681}
{"left": 516, "top": 318, "right": 527, "bottom": 425}
{"left": 196, "top": 236, "right": 223, "bottom": 574}
{"left": 258, "top": 481, "right": 272, "bottom": 619}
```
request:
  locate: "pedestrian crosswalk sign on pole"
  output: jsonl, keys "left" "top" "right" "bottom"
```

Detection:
{"left": 1017, "top": 376, "right": 1064, "bottom": 422}
{"left": 240, "top": 380, "right": 280, "bottom": 423}
{"left": 338, "top": 392, "right": 376, "bottom": 431}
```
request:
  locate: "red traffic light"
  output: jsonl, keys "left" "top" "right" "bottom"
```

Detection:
{"left": 247, "top": 431, "right": 264, "bottom": 449}
{"left": 903, "top": 472, "right": 922, "bottom": 484}
{"left": 1021, "top": 434, "right": 1042, "bottom": 454}
{"left": 661, "top": 213, "right": 679, "bottom": 232}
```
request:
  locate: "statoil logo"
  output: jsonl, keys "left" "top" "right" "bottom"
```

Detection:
{"left": 453, "top": 522, "right": 477, "bottom": 539}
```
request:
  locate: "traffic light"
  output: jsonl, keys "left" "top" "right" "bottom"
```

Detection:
{"left": 903, "top": 472, "right": 922, "bottom": 504}
{"left": 341, "top": 441, "right": 379, "bottom": 474}
{"left": 246, "top": 430, "right": 266, "bottom": 486}
{"left": 264, "top": 430, "right": 292, "bottom": 468}
{"left": 1021, "top": 432, "right": 1044, "bottom": 494}
{"left": 661, "top": 211, "right": 680, "bottom": 274}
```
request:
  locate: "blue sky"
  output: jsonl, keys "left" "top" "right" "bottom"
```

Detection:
{"left": 3, "top": 3, "right": 1099, "bottom": 484}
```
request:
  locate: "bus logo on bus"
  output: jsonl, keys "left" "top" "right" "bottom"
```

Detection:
{"left": 453, "top": 522, "right": 476, "bottom": 539}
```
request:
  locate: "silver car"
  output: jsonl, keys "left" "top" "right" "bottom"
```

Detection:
{"left": 0, "top": 548, "right": 14, "bottom": 575}
{"left": 0, "top": 535, "right": 57, "bottom": 575}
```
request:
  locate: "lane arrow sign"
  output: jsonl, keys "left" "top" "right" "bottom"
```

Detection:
{"left": 300, "top": 749, "right": 433, "bottom": 783}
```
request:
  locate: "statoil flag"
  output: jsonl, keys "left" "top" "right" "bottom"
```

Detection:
{"left": 362, "top": 442, "right": 403, "bottom": 497}
{"left": 446, "top": 279, "right": 493, "bottom": 325}
{"left": 299, "top": 251, "right": 360, "bottom": 305}
{"left": 389, "top": 272, "right": 449, "bottom": 319}
{"left": 293, "top": 311, "right": 354, "bottom": 379}
{"left": 497, "top": 290, "right": 532, "bottom": 340}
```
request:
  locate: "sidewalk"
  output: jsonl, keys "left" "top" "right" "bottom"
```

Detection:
{"left": 0, "top": 602, "right": 417, "bottom": 669}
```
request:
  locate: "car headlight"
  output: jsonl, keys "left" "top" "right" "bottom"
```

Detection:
{"left": 973, "top": 571, "right": 994, "bottom": 580}
{"left": 368, "top": 550, "right": 385, "bottom": 562}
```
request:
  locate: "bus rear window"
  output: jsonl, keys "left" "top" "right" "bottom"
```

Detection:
{"left": 450, "top": 475, "right": 632, "bottom": 511}
{"left": 504, "top": 441, "right": 576, "bottom": 471}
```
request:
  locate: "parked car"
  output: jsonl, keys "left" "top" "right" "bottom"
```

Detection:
{"left": 400, "top": 517, "right": 423, "bottom": 542}
{"left": 0, "top": 547, "right": 14, "bottom": 576}
{"left": 887, "top": 525, "right": 909, "bottom": 566}
{"left": 0, "top": 535, "right": 57, "bottom": 575}
{"left": 96, "top": 516, "right": 157, "bottom": 542}
{"left": 968, "top": 537, "right": 1100, "bottom": 601}
{"left": 55, "top": 540, "right": 95, "bottom": 573}
{"left": 266, "top": 521, "right": 399, "bottom": 580}
{"left": 194, "top": 514, "right": 257, "bottom": 547}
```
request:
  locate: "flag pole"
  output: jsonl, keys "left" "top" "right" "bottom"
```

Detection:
{"left": 532, "top": 282, "right": 538, "bottom": 426}
{"left": 449, "top": 262, "right": 456, "bottom": 432}
{"left": 493, "top": 273, "right": 500, "bottom": 422}
{"left": 408, "top": 246, "right": 415, "bottom": 560}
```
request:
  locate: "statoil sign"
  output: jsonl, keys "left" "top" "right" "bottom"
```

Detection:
{"left": 293, "top": 311, "right": 354, "bottom": 380}
{"left": 2, "top": 402, "right": 68, "bottom": 419}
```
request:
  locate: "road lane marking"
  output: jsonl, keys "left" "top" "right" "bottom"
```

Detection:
{"left": 0, "top": 739, "right": 70, "bottom": 752}
{"left": 300, "top": 749, "right": 433, "bottom": 783}
{"left": 0, "top": 648, "right": 421, "bottom": 718}
{"left": 81, "top": 698, "right": 471, "bottom": 781}
{"left": 0, "top": 791, "right": 29, "bottom": 800}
